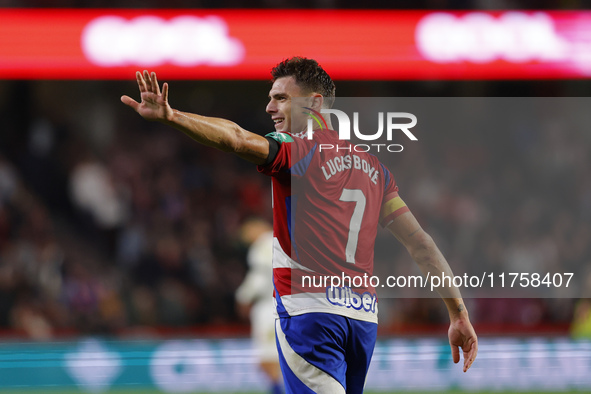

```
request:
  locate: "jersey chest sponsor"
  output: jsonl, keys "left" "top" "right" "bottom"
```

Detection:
{"left": 326, "top": 286, "right": 377, "bottom": 313}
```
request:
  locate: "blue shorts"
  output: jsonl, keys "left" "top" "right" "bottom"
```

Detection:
{"left": 275, "top": 313, "right": 377, "bottom": 394}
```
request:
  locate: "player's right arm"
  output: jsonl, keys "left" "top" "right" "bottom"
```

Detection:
{"left": 121, "top": 70, "right": 271, "bottom": 165}
{"left": 385, "top": 206, "right": 478, "bottom": 373}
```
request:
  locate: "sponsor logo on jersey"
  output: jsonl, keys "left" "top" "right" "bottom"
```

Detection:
{"left": 326, "top": 286, "right": 377, "bottom": 313}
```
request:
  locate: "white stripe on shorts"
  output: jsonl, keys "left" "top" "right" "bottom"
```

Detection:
{"left": 275, "top": 319, "right": 345, "bottom": 394}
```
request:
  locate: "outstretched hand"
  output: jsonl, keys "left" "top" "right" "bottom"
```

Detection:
{"left": 121, "top": 70, "right": 173, "bottom": 122}
{"left": 448, "top": 317, "right": 478, "bottom": 372}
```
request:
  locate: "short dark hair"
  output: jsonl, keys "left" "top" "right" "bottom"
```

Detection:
{"left": 271, "top": 57, "right": 335, "bottom": 108}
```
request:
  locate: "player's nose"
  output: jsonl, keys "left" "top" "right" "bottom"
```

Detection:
{"left": 266, "top": 100, "right": 277, "bottom": 114}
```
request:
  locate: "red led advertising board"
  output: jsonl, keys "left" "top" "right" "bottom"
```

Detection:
{"left": 1, "top": 9, "right": 591, "bottom": 80}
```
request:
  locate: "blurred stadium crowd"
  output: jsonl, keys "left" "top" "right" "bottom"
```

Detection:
{"left": 373, "top": 95, "right": 591, "bottom": 331}
{"left": 0, "top": 79, "right": 276, "bottom": 337}
{"left": 0, "top": 74, "right": 589, "bottom": 338}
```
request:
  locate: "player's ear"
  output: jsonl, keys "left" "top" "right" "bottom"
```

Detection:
{"left": 310, "top": 94, "right": 324, "bottom": 111}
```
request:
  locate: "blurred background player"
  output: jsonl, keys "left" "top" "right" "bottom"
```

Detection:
{"left": 235, "top": 218, "right": 283, "bottom": 394}
{"left": 571, "top": 272, "right": 591, "bottom": 339}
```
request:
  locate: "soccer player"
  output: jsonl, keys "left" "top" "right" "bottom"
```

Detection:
{"left": 235, "top": 218, "right": 284, "bottom": 394}
{"left": 121, "top": 57, "right": 478, "bottom": 394}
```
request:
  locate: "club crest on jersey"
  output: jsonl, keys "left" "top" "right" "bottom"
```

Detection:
{"left": 326, "top": 286, "right": 377, "bottom": 313}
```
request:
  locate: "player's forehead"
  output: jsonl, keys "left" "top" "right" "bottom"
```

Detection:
{"left": 268, "top": 76, "right": 303, "bottom": 98}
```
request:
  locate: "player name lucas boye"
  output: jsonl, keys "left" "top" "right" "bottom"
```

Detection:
{"left": 321, "top": 153, "right": 379, "bottom": 184}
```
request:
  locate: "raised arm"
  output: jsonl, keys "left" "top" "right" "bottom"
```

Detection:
{"left": 121, "top": 70, "right": 270, "bottom": 165}
{"left": 386, "top": 209, "right": 478, "bottom": 372}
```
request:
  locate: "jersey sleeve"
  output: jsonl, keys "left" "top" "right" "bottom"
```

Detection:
{"left": 379, "top": 164, "right": 409, "bottom": 227}
{"left": 257, "top": 132, "right": 316, "bottom": 179}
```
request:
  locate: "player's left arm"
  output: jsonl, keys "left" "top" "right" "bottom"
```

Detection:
{"left": 384, "top": 204, "right": 478, "bottom": 372}
{"left": 121, "top": 70, "right": 270, "bottom": 165}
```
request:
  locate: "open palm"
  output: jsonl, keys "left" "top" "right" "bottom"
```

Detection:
{"left": 448, "top": 317, "right": 478, "bottom": 372}
{"left": 121, "top": 70, "right": 173, "bottom": 122}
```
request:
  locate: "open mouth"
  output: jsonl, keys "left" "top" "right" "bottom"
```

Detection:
{"left": 273, "top": 118, "right": 285, "bottom": 129}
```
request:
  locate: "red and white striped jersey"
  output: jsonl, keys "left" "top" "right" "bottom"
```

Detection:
{"left": 258, "top": 129, "right": 407, "bottom": 323}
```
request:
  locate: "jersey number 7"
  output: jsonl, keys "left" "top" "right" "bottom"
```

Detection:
{"left": 339, "top": 189, "right": 366, "bottom": 264}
